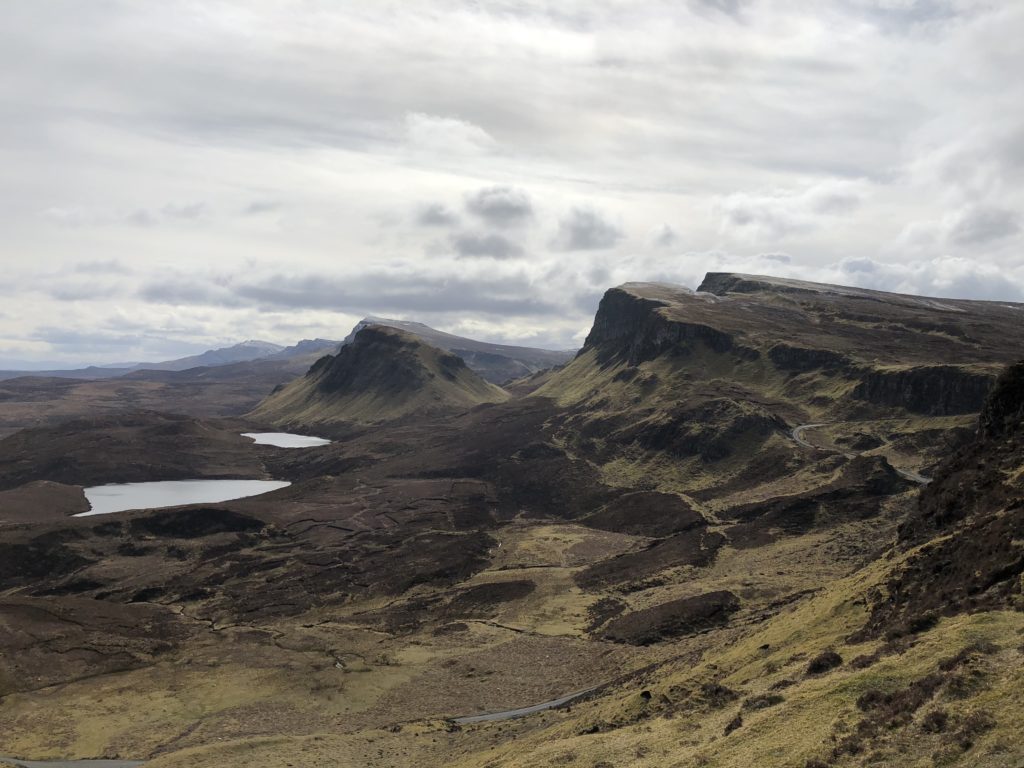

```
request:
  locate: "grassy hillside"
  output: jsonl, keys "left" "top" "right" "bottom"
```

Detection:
{"left": 536, "top": 279, "right": 1021, "bottom": 501}
{"left": 0, "top": 277, "right": 1020, "bottom": 767}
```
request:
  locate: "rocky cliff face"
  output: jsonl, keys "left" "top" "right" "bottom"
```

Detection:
{"left": 344, "top": 317, "right": 574, "bottom": 383}
{"left": 851, "top": 365, "right": 995, "bottom": 416}
{"left": 309, "top": 325, "right": 463, "bottom": 396}
{"left": 581, "top": 284, "right": 741, "bottom": 366}
{"left": 768, "top": 344, "right": 851, "bottom": 373}
{"left": 904, "top": 360, "right": 1024, "bottom": 539}
{"left": 562, "top": 276, "right": 1021, "bottom": 421}
{"left": 539, "top": 274, "right": 1024, "bottom": 505}
{"left": 979, "top": 360, "right": 1024, "bottom": 439}
{"left": 857, "top": 360, "right": 1024, "bottom": 639}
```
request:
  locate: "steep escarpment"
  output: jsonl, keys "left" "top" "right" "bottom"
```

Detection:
{"left": 768, "top": 343, "right": 851, "bottom": 373}
{"left": 581, "top": 283, "right": 742, "bottom": 365}
{"left": 251, "top": 325, "right": 508, "bottom": 426}
{"left": 536, "top": 276, "right": 1024, "bottom": 500}
{"left": 903, "top": 360, "right": 1024, "bottom": 540}
{"left": 857, "top": 360, "right": 1024, "bottom": 639}
{"left": 851, "top": 365, "right": 995, "bottom": 415}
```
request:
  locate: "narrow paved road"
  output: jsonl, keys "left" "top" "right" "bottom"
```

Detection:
{"left": 452, "top": 686, "right": 599, "bottom": 724}
{"left": 789, "top": 423, "right": 931, "bottom": 485}
{"left": 790, "top": 423, "right": 829, "bottom": 450}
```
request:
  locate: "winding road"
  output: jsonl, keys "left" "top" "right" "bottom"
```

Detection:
{"left": 451, "top": 686, "right": 599, "bottom": 724}
{"left": 789, "top": 423, "right": 931, "bottom": 485}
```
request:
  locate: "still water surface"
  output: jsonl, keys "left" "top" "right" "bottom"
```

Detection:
{"left": 242, "top": 432, "right": 331, "bottom": 448}
{"left": 77, "top": 479, "right": 291, "bottom": 516}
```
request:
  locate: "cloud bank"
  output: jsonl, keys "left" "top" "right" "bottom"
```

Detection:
{"left": 1, "top": 1, "right": 1022, "bottom": 364}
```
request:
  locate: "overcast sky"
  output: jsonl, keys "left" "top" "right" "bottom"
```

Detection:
{"left": 2, "top": 1, "right": 1022, "bottom": 366}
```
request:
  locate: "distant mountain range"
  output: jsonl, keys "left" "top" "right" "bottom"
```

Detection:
{"left": 0, "top": 321, "right": 576, "bottom": 385}
{"left": 0, "top": 339, "right": 341, "bottom": 382}
{"left": 0, "top": 319, "right": 577, "bottom": 385}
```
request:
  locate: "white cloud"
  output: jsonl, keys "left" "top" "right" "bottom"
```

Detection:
{"left": 650, "top": 224, "right": 679, "bottom": 248}
{"left": 717, "top": 179, "right": 868, "bottom": 240}
{"left": 404, "top": 113, "right": 497, "bottom": 156}
{"left": 1, "top": 2, "right": 1022, "bottom": 363}
{"left": 551, "top": 207, "right": 624, "bottom": 251}
{"left": 947, "top": 204, "right": 1021, "bottom": 246}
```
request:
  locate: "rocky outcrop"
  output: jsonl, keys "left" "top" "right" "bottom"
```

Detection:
{"left": 857, "top": 360, "right": 1024, "bottom": 639}
{"left": 979, "top": 360, "right": 1024, "bottom": 439}
{"left": 903, "top": 361, "right": 1024, "bottom": 541}
{"left": 575, "top": 529, "right": 725, "bottom": 590}
{"left": 251, "top": 326, "right": 508, "bottom": 426}
{"left": 851, "top": 365, "right": 995, "bottom": 416}
{"left": 610, "top": 399, "right": 785, "bottom": 462}
{"left": 722, "top": 455, "right": 912, "bottom": 545}
{"left": 698, "top": 272, "right": 808, "bottom": 296}
{"left": 345, "top": 317, "right": 574, "bottom": 384}
{"left": 583, "top": 285, "right": 738, "bottom": 365}
{"left": 582, "top": 491, "right": 707, "bottom": 538}
{"left": 769, "top": 344, "right": 851, "bottom": 373}
{"left": 0, "top": 531, "right": 92, "bottom": 588}
{"left": 602, "top": 590, "right": 740, "bottom": 645}
{"left": 309, "top": 325, "right": 461, "bottom": 395}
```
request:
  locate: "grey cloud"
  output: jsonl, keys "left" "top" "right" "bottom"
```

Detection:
{"left": 72, "top": 259, "right": 131, "bottom": 275}
{"left": 244, "top": 200, "right": 282, "bottom": 215}
{"left": 139, "top": 281, "right": 247, "bottom": 309}
{"left": 126, "top": 210, "right": 157, "bottom": 227}
{"left": 464, "top": 186, "right": 533, "bottom": 227}
{"left": 28, "top": 326, "right": 204, "bottom": 357}
{"left": 651, "top": 224, "right": 679, "bottom": 248}
{"left": 551, "top": 207, "right": 624, "bottom": 251}
{"left": 811, "top": 190, "right": 861, "bottom": 215}
{"left": 141, "top": 203, "right": 208, "bottom": 225}
{"left": 140, "top": 272, "right": 561, "bottom": 317}
{"left": 840, "top": 257, "right": 877, "bottom": 273}
{"left": 832, "top": 256, "right": 1024, "bottom": 303}
{"left": 3, "top": 2, "right": 1023, "bottom": 358}
{"left": 40, "top": 207, "right": 101, "bottom": 228}
{"left": 719, "top": 180, "right": 866, "bottom": 239}
{"left": 417, "top": 203, "right": 460, "bottom": 227}
{"left": 238, "top": 274, "right": 559, "bottom": 316}
{"left": 451, "top": 232, "right": 524, "bottom": 259}
{"left": 689, "top": 0, "right": 746, "bottom": 18}
{"left": 854, "top": 0, "right": 961, "bottom": 33}
{"left": 948, "top": 205, "right": 1021, "bottom": 246}
{"left": 162, "top": 202, "right": 208, "bottom": 220}
{"left": 49, "top": 283, "right": 122, "bottom": 302}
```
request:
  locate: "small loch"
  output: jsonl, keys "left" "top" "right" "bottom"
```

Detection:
{"left": 242, "top": 432, "right": 331, "bottom": 448}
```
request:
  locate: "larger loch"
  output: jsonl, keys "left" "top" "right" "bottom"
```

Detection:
{"left": 76, "top": 479, "right": 291, "bottom": 516}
